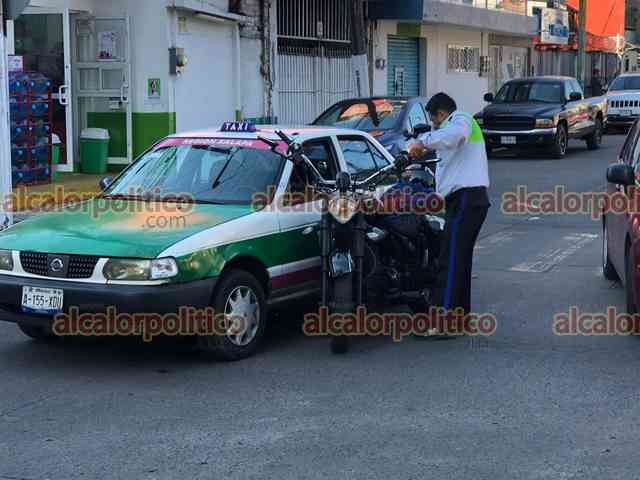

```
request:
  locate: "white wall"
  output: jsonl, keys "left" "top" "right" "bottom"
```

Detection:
{"left": 169, "top": 10, "right": 236, "bottom": 131}
{"left": 88, "top": 0, "right": 172, "bottom": 116}
{"left": 372, "top": 21, "right": 490, "bottom": 115}
{"left": 240, "top": 36, "right": 265, "bottom": 119}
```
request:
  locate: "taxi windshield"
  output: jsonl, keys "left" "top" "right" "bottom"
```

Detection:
{"left": 104, "top": 143, "right": 284, "bottom": 204}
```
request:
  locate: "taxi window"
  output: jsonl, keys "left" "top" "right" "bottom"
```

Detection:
{"left": 338, "top": 136, "right": 386, "bottom": 181}
{"left": 302, "top": 139, "right": 338, "bottom": 180}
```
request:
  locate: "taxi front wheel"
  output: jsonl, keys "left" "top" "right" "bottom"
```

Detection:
{"left": 198, "top": 270, "right": 267, "bottom": 361}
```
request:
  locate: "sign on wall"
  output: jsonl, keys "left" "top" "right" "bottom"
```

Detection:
{"left": 540, "top": 8, "right": 570, "bottom": 45}
{"left": 148, "top": 78, "right": 161, "bottom": 99}
{"left": 7, "top": 55, "right": 23, "bottom": 73}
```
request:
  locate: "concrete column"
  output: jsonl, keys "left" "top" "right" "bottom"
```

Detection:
{"left": 0, "top": 1, "right": 13, "bottom": 227}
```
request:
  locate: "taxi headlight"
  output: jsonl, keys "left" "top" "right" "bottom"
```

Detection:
{"left": 0, "top": 250, "right": 13, "bottom": 271}
{"left": 103, "top": 258, "right": 178, "bottom": 281}
{"left": 328, "top": 196, "right": 359, "bottom": 224}
{"left": 536, "top": 118, "right": 555, "bottom": 129}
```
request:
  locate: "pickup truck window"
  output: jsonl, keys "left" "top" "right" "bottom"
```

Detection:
{"left": 570, "top": 80, "right": 584, "bottom": 97}
{"left": 495, "top": 81, "right": 564, "bottom": 104}
{"left": 610, "top": 76, "right": 640, "bottom": 91}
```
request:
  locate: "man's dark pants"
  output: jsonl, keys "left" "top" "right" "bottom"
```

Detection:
{"left": 432, "top": 187, "right": 490, "bottom": 332}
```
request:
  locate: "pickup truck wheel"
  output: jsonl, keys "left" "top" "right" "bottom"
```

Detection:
{"left": 18, "top": 324, "right": 56, "bottom": 342}
{"left": 586, "top": 118, "right": 603, "bottom": 150}
{"left": 551, "top": 123, "right": 568, "bottom": 159}
{"left": 602, "top": 219, "right": 619, "bottom": 281}
{"left": 198, "top": 270, "right": 267, "bottom": 361}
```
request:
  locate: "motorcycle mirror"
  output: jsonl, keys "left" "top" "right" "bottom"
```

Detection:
{"left": 413, "top": 123, "right": 431, "bottom": 136}
{"left": 336, "top": 171, "right": 351, "bottom": 193}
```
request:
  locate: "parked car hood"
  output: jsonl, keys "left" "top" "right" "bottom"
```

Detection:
{"left": 0, "top": 200, "right": 254, "bottom": 258}
{"left": 482, "top": 103, "right": 561, "bottom": 118}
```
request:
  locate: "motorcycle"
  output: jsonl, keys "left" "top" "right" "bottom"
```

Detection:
{"left": 264, "top": 131, "right": 444, "bottom": 354}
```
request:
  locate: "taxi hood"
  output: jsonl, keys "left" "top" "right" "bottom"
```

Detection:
{"left": 0, "top": 200, "right": 255, "bottom": 259}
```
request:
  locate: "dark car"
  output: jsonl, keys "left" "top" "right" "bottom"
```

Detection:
{"left": 312, "top": 97, "right": 431, "bottom": 156}
{"left": 603, "top": 119, "right": 640, "bottom": 314}
{"left": 476, "top": 76, "right": 607, "bottom": 159}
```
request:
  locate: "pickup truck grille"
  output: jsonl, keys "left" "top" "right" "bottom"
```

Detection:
{"left": 20, "top": 252, "right": 99, "bottom": 279}
{"left": 484, "top": 116, "right": 535, "bottom": 131}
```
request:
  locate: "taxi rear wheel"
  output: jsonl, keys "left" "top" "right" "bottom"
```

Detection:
{"left": 18, "top": 324, "right": 56, "bottom": 342}
{"left": 198, "top": 270, "right": 267, "bottom": 361}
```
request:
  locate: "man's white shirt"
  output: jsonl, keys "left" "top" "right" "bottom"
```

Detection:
{"left": 418, "top": 111, "right": 490, "bottom": 199}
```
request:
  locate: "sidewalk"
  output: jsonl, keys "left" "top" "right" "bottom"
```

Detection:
{"left": 12, "top": 173, "right": 104, "bottom": 213}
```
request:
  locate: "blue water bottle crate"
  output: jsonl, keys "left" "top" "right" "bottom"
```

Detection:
{"left": 28, "top": 74, "right": 53, "bottom": 95}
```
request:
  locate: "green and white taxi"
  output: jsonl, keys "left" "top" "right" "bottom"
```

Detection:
{"left": 0, "top": 123, "right": 397, "bottom": 360}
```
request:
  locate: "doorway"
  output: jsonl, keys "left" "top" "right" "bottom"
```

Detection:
{"left": 13, "top": 13, "right": 71, "bottom": 171}
{"left": 12, "top": 10, "right": 132, "bottom": 174}
{"left": 72, "top": 16, "right": 133, "bottom": 166}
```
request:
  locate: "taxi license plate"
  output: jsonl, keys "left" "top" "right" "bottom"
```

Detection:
{"left": 621, "top": 109, "right": 633, "bottom": 116}
{"left": 501, "top": 136, "right": 517, "bottom": 145}
{"left": 21, "top": 286, "right": 64, "bottom": 314}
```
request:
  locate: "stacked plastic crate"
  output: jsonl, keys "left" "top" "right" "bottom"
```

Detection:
{"left": 9, "top": 72, "right": 54, "bottom": 186}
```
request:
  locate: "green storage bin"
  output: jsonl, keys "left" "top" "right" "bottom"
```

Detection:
{"left": 80, "top": 128, "right": 110, "bottom": 174}
{"left": 51, "top": 133, "right": 61, "bottom": 181}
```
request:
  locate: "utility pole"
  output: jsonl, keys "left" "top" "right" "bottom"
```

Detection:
{"left": 577, "top": 0, "right": 587, "bottom": 88}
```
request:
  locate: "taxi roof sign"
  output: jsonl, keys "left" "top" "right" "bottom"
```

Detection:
{"left": 220, "top": 122, "right": 257, "bottom": 133}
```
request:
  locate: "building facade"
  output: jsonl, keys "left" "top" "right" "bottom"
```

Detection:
{"left": 368, "top": 0, "right": 537, "bottom": 115}
{"left": 6, "top": 0, "right": 275, "bottom": 173}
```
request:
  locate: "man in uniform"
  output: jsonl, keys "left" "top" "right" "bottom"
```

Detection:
{"left": 410, "top": 93, "right": 491, "bottom": 336}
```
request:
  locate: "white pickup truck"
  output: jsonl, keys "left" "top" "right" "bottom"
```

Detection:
{"left": 606, "top": 74, "right": 640, "bottom": 132}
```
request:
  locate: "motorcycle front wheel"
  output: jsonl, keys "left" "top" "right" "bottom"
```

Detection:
{"left": 329, "top": 272, "right": 353, "bottom": 355}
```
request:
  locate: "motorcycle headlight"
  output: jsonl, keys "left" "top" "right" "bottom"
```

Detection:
{"left": 328, "top": 195, "right": 360, "bottom": 224}
{"left": 535, "top": 118, "right": 555, "bottom": 129}
{"left": 0, "top": 250, "right": 14, "bottom": 271}
{"left": 103, "top": 257, "right": 178, "bottom": 281}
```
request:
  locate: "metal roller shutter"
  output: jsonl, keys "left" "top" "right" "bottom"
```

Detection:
{"left": 387, "top": 35, "right": 420, "bottom": 97}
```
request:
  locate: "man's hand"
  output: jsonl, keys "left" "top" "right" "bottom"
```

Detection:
{"left": 408, "top": 141, "right": 429, "bottom": 161}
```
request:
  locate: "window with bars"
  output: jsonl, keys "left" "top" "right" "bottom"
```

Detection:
{"left": 277, "top": 0, "right": 352, "bottom": 42}
{"left": 447, "top": 45, "right": 481, "bottom": 73}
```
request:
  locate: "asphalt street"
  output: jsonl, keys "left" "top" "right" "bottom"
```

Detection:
{"left": 1, "top": 134, "right": 636, "bottom": 480}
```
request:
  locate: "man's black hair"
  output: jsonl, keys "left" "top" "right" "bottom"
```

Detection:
{"left": 426, "top": 93, "right": 457, "bottom": 116}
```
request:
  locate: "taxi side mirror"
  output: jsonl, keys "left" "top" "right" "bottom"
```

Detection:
{"left": 99, "top": 176, "right": 114, "bottom": 191}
